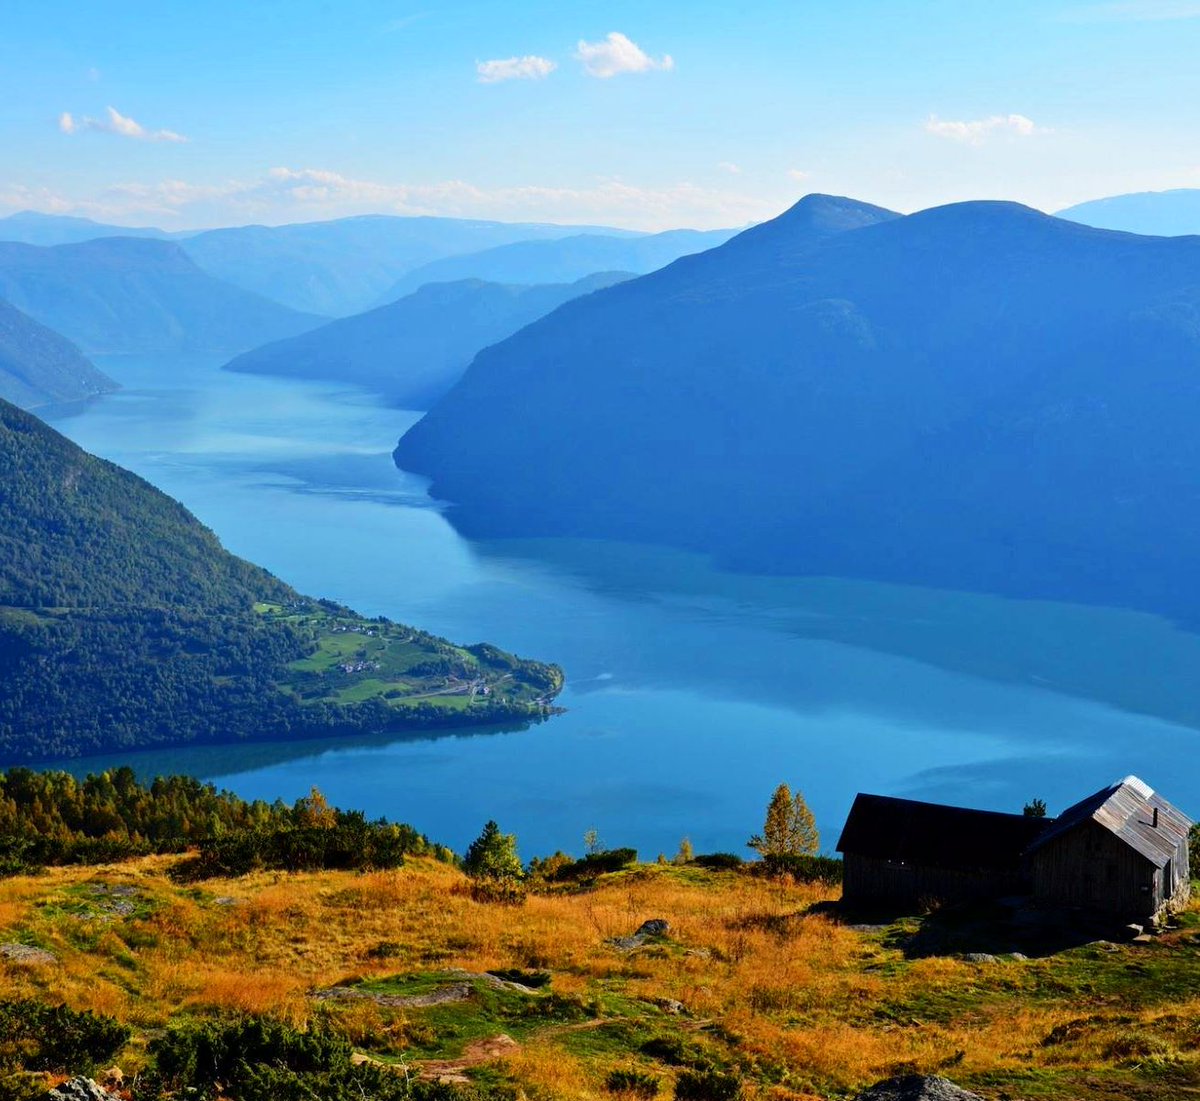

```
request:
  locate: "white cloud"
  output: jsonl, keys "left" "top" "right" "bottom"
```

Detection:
{"left": 574, "top": 32, "right": 673, "bottom": 78}
{"left": 717, "top": 161, "right": 741, "bottom": 175}
{"left": 476, "top": 55, "right": 557, "bottom": 83}
{"left": 787, "top": 169, "right": 811, "bottom": 183}
{"left": 924, "top": 113, "right": 1041, "bottom": 145}
{"left": 59, "top": 105, "right": 187, "bottom": 143}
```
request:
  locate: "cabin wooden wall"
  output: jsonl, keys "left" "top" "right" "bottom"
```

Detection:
{"left": 1031, "top": 820, "right": 1157, "bottom": 920}
{"left": 842, "top": 853, "right": 1027, "bottom": 908}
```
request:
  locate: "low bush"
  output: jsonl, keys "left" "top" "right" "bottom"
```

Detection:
{"left": 0, "top": 999, "right": 130, "bottom": 1074}
{"left": 754, "top": 853, "right": 842, "bottom": 884}
{"left": 552, "top": 848, "right": 638, "bottom": 880}
{"left": 692, "top": 853, "right": 743, "bottom": 870}
{"left": 673, "top": 1068, "right": 744, "bottom": 1101}
{"left": 141, "top": 1016, "right": 479, "bottom": 1101}
{"left": 173, "top": 813, "right": 433, "bottom": 880}
{"left": 607, "top": 1067, "right": 660, "bottom": 1096}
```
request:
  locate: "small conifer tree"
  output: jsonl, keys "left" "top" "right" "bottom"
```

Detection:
{"left": 463, "top": 820, "right": 523, "bottom": 881}
{"left": 1023, "top": 798, "right": 1048, "bottom": 818}
{"left": 748, "top": 783, "right": 819, "bottom": 856}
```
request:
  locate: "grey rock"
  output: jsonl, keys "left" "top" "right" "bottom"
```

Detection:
{"left": 854, "top": 1074, "right": 985, "bottom": 1101}
{"left": 1009, "top": 952, "right": 1029, "bottom": 961}
{"left": 48, "top": 1078, "right": 116, "bottom": 1101}
{"left": 636, "top": 919, "right": 670, "bottom": 937}
{"left": 0, "top": 941, "right": 56, "bottom": 965}
{"left": 961, "top": 952, "right": 998, "bottom": 963}
{"left": 1123, "top": 923, "right": 1144, "bottom": 939}
{"left": 657, "top": 998, "right": 688, "bottom": 1015}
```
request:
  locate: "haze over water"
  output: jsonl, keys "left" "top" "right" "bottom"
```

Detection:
{"left": 43, "top": 357, "right": 1200, "bottom": 857}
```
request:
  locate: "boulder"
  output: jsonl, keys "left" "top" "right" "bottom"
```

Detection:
{"left": 636, "top": 919, "right": 670, "bottom": 937}
{"left": 0, "top": 942, "right": 56, "bottom": 965}
{"left": 855, "top": 1075, "right": 985, "bottom": 1101}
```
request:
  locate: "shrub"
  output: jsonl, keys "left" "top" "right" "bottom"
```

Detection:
{"left": 0, "top": 999, "right": 130, "bottom": 1074}
{"left": 755, "top": 853, "right": 842, "bottom": 884}
{"left": 673, "top": 1068, "right": 743, "bottom": 1101}
{"left": 551, "top": 848, "right": 638, "bottom": 881}
{"left": 692, "top": 853, "right": 743, "bottom": 870}
{"left": 469, "top": 877, "right": 527, "bottom": 905}
{"left": 607, "top": 1068, "right": 660, "bottom": 1096}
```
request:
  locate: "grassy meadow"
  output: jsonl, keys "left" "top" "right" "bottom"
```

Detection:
{"left": 1, "top": 855, "right": 1198, "bottom": 1100}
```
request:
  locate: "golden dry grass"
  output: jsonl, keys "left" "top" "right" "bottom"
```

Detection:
{"left": 0, "top": 856, "right": 1197, "bottom": 1099}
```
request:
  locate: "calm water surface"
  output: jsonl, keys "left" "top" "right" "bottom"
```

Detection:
{"left": 41, "top": 356, "right": 1200, "bottom": 855}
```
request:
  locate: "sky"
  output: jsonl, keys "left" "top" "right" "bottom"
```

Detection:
{"left": 3, "top": 0, "right": 1200, "bottom": 231}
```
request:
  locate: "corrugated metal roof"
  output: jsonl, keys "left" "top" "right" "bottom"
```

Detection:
{"left": 1027, "top": 776, "right": 1193, "bottom": 868}
{"left": 835, "top": 793, "right": 1052, "bottom": 872}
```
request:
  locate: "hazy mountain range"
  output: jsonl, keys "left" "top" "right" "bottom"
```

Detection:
{"left": 0, "top": 299, "right": 116, "bottom": 408}
{"left": 0, "top": 237, "right": 321, "bottom": 357}
{"left": 225, "top": 271, "right": 634, "bottom": 408}
{"left": 396, "top": 193, "right": 1200, "bottom": 621}
{"left": 374, "top": 227, "right": 739, "bottom": 306}
{"left": 0, "top": 210, "right": 651, "bottom": 317}
{"left": 1058, "top": 189, "right": 1200, "bottom": 237}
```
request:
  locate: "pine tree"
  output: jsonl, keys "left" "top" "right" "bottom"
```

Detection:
{"left": 748, "top": 783, "right": 819, "bottom": 856}
{"left": 463, "top": 820, "right": 523, "bottom": 881}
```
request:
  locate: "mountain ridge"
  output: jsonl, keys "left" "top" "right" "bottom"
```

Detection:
{"left": 225, "top": 270, "right": 635, "bottom": 407}
{"left": 0, "top": 237, "right": 323, "bottom": 356}
{"left": 395, "top": 194, "right": 1200, "bottom": 620}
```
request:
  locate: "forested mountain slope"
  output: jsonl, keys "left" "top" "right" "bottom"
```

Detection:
{"left": 0, "top": 300, "right": 116, "bottom": 408}
{"left": 0, "top": 400, "right": 561, "bottom": 761}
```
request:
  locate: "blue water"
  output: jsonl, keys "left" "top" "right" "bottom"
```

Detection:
{"left": 40, "top": 356, "right": 1200, "bottom": 857}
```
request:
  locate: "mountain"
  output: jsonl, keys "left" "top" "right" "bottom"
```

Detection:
{"left": 0, "top": 399, "right": 561, "bottom": 761}
{"left": 395, "top": 193, "right": 1200, "bottom": 621}
{"left": 225, "top": 271, "right": 634, "bottom": 408}
{"left": 0, "top": 210, "right": 175, "bottom": 246}
{"left": 0, "top": 237, "right": 322, "bottom": 357}
{"left": 0, "top": 300, "right": 117, "bottom": 408}
{"left": 179, "top": 215, "right": 642, "bottom": 316}
{"left": 376, "top": 227, "right": 739, "bottom": 305}
{"left": 1058, "top": 189, "right": 1200, "bottom": 236}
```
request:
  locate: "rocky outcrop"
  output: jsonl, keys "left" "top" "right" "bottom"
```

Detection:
{"left": 47, "top": 1078, "right": 116, "bottom": 1101}
{"left": 855, "top": 1076, "right": 985, "bottom": 1101}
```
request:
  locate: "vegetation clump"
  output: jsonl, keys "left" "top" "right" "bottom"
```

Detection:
{"left": 0, "top": 771, "right": 444, "bottom": 879}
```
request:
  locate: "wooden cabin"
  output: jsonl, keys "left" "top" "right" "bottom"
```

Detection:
{"left": 837, "top": 777, "right": 1193, "bottom": 923}
{"left": 836, "top": 794, "right": 1050, "bottom": 909}
{"left": 1027, "top": 776, "right": 1192, "bottom": 924}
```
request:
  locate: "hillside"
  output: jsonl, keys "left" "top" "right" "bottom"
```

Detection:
{"left": 395, "top": 194, "right": 1200, "bottom": 621}
{"left": 1059, "top": 188, "right": 1200, "bottom": 236}
{"left": 0, "top": 300, "right": 116, "bottom": 408}
{"left": 226, "top": 272, "right": 633, "bottom": 408}
{"left": 181, "top": 215, "right": 640, "bottom": 316}
{"left": 0, "top": 210, "right": 175, "bottom": 247}
{"left": 377, "top": 227, "right": 738, "bottom": 305}
{"left": 0, "top": 237, "right": 322, "bottom": 357}
{"left": 0, "top": 802, "right": 1196, "bottom": 1100}
{"left": 0, "top": 399, "right": 561, "bottom": 761}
